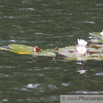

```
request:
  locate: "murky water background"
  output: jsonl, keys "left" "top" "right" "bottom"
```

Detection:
{"left": 0, "top": 0, "right": 103, "bottom": 102}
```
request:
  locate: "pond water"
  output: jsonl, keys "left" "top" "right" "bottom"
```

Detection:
{"left": 0, "top": 0, "right": 103, "bottom": 102}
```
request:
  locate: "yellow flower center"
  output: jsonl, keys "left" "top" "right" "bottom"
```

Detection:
{"left": 80, "top": 49, "right": 83, "bottom": 52}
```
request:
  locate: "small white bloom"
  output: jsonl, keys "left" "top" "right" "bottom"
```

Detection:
{"left": 78, "top": 39, "right": 87, "bottom": 46}
{"left": 77, "top": 70, "right": 87, "bottom": 74}
{"left": 76, "top": 46, "right": 87, "bottom": 54}
{"left": 100, "top": 30, "right": 103, "bottom": 36}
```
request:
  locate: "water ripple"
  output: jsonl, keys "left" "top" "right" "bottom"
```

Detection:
{"left": 48, "top": 84, "right": 58, "bottom": 89}
{"left": 0, "top": 73, "right": 9, "bottom": 78}
{"left": 69, "top": 90, "right": 103, "bottom": 94}
{"left": 26, "top": 83, "right": 40, "bottom": 89}
{"left": 19, "top": 8, "right": 35, "bottom": 11}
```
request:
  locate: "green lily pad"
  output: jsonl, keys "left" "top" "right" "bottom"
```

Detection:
{"left": 91, "top": 53, "right": 103, "bottom": 57}
{"left": 89, "top": 32, "right": 102, "bottom": 38}
{"left": 59, "top": 52, "right": 90, "bottom": 60}
{"left": 59, "top": 52, "right": 76, "bottom": 57}
{"left": 0, "top": 44, "right": 56, "bottom": 57}
{"left": 95, "top": 57, "right": 103, "bottom": 61}
{"left": 45, "top": 46, "right": 76, "bottom": 53}
{"left": 8, "top": 44, "right": 34, "bottom": 52}
{"left": 59, "top": 52, "right": 77, "bottom": 60}
{"left": 64, "top": 53, "right": 103, "bottom": 61}
{"left": 64, "top": 54, "right": 93, "bottom": 61}
{"left": 1, "top": 43, "right": 103, "bottom": 60}
{"left": 89, "top": 44, "right": 102, "bottom": 49}
{"left": 31, "top": 52, "right": 56, "bottom": 57}
{"left": 87, "top": 47, "right": 103, "bottom": 54}
{"left": 59, "top": 50, "right": 103, "bottom": 61}
{"left": 91, "top": 39, "right": 103, "bottom": 43}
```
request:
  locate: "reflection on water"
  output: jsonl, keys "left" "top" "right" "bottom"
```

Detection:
{"left": 0, "top": 0, "right": 103, "bottom": 102}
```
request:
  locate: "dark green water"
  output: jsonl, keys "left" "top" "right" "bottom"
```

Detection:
{"left": 0, "top": 0, "right": 103, "bottom": 102}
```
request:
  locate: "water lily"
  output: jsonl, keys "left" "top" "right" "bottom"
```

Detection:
{"left": 78, "top": 39, "right": 87, "bottom": 46}
{"left": 76, "top": 46, "right": 87, "bottom": 54}
{"left": 100, "top": 30, "right": 103, "bottom": 36}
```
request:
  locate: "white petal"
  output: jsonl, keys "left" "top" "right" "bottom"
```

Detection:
{"left": 76, "top": 46, "right": 87, "bottom": 54}
{"left": 77, "top": 39, "right": 87, "bottom": 46}
{"left": 100, "top": 30, "right": 103, "bottom": 36}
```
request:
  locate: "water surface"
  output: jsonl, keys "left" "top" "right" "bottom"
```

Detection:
{"left": 0, "top": 0, "right": 103, "bottom": 102}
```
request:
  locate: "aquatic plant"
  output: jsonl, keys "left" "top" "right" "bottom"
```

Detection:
{"left": 0, "top": 31, "right": 103, "bottom": 61}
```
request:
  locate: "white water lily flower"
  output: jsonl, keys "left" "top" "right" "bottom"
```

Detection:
{"left": 78, "top": 39, "right": 87, "bottom": 46}
{"left": 100, "top": 30, "right": 103, "bottom": 36}
{"left": 76, "top": 46, "right": 87, "bottom": 54}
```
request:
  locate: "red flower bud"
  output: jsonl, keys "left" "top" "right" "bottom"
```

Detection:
{"left": 34, "top": 46, "right": 40, "bottom": 52}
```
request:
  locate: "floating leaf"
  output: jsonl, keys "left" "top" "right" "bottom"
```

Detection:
{"left": 8, "top": 44, "right": 34, "bottom": 52}
{"left": 64, "top": 57, "right": 77, "bottom": 60}
{"left": 16, "top": 51, "right": 33, "bottom": 54}
{"left": 89, "top": 44, "right": 102, "bottom": 49}
{"left": 0, "top": 43, "right": 103, "bottom": 60}
{"left": 46, "top": 46, "right": 76, "bottom": 53}
{"left": 58, "top": 52, "right": 77, "bottom": 57}
{"left": 32, "top": 52, "right": 56, "bottom": 57}
{"left": 91, "top": 53, "right": 103, "bottom": 57}
{"left": 59, "top": 52, "right": 92, "bottom": 61}
{"left": 87, "top": 47, "right": 103, "bottom": 54}
{"left": 0, "top": 47, "right": 7, "bottom": 50}
{"left": 92, "top": 57, "right": 103, "bottom": 61}
{"left": 91, "top": 39, "right": 103, "bottom": 43}
{"left": 10, "top": 51, "right": 56, "bottom": 57}
{"left": 59, "top": 46, "right": 76, "bottom": 53}
{"left": 0, "top": 44, "right": 56, "bottom": 57}
{"left": 64, "top": 54, "right": 93, "bottom": 61}
{"left": 89, "top": 32, "right": 102, "bottom": 38}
